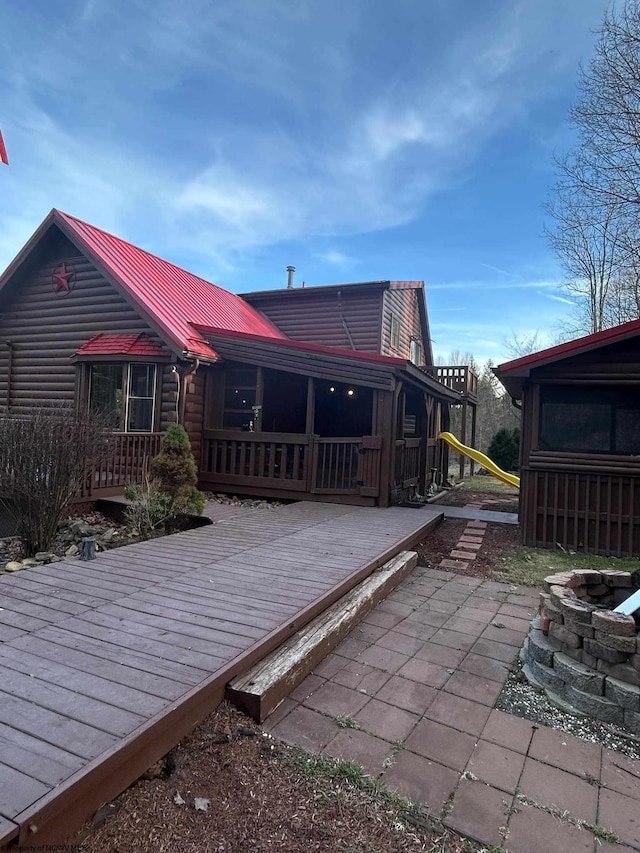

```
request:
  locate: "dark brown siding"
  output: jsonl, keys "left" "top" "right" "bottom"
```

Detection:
{"left": 0, "top": 230, "right": 173, "bottom": 426}
{"left": 243, "top": 287, "right": 383, "bottom": 352}
{"left": 183, "top": 369, "right": 206, "bottom": 460}
{"left": 381, "top": 288, "right": 424, "bottom": 364}
{"left": 519, "top": 338, "right": 640, "bottom": 556}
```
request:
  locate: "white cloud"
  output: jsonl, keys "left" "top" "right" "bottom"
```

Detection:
{"left": 0, "top": 0, "right": 611, "bottom": 272}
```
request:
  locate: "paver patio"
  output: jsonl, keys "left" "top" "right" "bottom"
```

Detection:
{"left": 265, "top": 564, "right": 640, "bottom": 853}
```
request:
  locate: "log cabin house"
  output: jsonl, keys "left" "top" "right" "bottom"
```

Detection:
{"left": 496, "top": 322, "right": 640, "bottom": 557}
{"left": 0, "top": 209, "right": 476, "bottom": 507}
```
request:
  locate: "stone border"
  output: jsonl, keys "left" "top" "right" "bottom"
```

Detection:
{"left": 521, "top": 569, "right": 640, "bottom": 734}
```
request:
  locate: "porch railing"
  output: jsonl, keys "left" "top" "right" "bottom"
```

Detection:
{"left": 427, "top": 365, "right": 478, "bottom": 401}
{"left": 201, "top": 430, "right": 310, "bottom": 491}
{"left": 83, "top": 432, "right": 163, "bottom": 497}
{"left": 200, "top": 431, "right": 382, "bottom": 497}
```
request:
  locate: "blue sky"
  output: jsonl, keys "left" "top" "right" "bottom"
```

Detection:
{"left": 0, "top": 0, "right": 611, "bottom": 364}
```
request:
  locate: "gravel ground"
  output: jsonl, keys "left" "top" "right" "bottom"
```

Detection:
{"left": 497, "top": 658, "right": 640, "bottom": 759}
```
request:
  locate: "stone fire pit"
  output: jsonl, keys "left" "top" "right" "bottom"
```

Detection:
{"left": 521, "top": 568, "right": 640, "bottom": 734}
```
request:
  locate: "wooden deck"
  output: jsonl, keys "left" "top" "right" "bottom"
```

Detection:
{"left": 0, "top": 501, "right": 442, "bottom": 848}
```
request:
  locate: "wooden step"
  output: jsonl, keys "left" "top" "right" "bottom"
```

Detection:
{"left": 226, "top": 550, "right": 418, "bottom": 722}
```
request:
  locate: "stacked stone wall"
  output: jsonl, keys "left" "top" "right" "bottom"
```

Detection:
{"left": 521, "top": 570, "right": 640, "bottom": 733}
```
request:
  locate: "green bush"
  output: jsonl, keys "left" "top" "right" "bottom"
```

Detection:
{"left": 487, "top": 427, "right": 520, "bottom": 472}
{"left": 150, "top": 424, "right": 205, "bottom": 515}
{"left": 124, "top": 425, "right": 205, "bottom": 537}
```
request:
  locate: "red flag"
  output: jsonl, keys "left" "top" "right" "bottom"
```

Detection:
{"left": 0, "top": 130, "right": 8, "bottom": 165}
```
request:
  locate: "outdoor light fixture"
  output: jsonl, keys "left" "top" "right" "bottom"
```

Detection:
{"left": 328, "top": 386, "right": 336, "bottom": 393}
{"left": 346, "top": 387, "right": 357, "bottom": 399}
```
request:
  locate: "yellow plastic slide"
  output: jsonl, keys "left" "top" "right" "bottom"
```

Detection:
{"left": 438, "top": 432, "right": 520, "bottom": 488}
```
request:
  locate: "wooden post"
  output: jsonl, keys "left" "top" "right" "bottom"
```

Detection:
{"left": 459, "top": 398, "right": 468, "bottom": 481}
{"left": 305, "top": 377, "right": 315, "bottom": 435}
{"left": 378, "top": 381, "right": 400, "bottom": 507}
{"left": 306, "top": 378, "right": 316, "bottom": 492}
{"left": 470, "top": 401, "right": 477, "bottom": 476}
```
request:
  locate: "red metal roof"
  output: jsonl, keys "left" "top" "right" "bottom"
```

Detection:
{"left": 497, "top": 317, "right": 640, "bottom": 375}
{"left": 194, "top": 324, "right": 407, "bottom": 365}
{"left": 76, "top": 333, "right": 167, "bottom": 358}
{"left": 54, "top": 211, "right": 285, "bottom": 359}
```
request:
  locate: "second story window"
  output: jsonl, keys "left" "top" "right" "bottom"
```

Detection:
{"left": 390, "top": 315, "right": 400, "bottom": 350}
{"left": 410, "top": 339, "right": 422, "bottom": 365}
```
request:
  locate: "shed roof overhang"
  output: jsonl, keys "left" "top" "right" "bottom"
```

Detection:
{"left": 494, "top": 317, "right": 640, "bottom": 399}
{"left": 194, "top": 326, "right": 460, "bottom": 401}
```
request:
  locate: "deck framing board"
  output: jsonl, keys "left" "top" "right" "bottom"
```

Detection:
{"left": 0, "top": 502, "right": 442, "bottom": 847}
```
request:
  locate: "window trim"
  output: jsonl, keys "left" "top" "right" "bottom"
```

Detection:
{"left": 87, "top": 361, "right": 159, "bottom": 433}
{"left": 390, "top": 315, "right": 400, "bottom": 351}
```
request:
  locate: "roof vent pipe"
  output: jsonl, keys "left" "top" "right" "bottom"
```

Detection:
{"left": 286, "top": 265, "right": 295, "bottom": 288}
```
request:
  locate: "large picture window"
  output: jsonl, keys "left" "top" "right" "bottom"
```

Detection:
{"left": 539, "top": 385, "right": 640, "bottom": 454}
{"left": 90, "top": 363, "right": 157, "bottom": 432}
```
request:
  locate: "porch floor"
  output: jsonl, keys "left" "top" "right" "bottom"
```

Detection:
{"left": 0, "top": 501, "right": 442, "bottom": 848}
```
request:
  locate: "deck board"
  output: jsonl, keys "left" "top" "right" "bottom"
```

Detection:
{"left": 0, "top": 501, "right": 442, "bottom": 846}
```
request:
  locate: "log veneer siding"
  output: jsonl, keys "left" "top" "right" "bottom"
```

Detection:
{"left": 0, "top": 232, "right": 174, "bottom": 429}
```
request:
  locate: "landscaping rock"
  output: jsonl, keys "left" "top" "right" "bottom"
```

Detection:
{"left": 527, "top": 629, "right": 558, "bottom": 667}
{"left": 605, "top": 677, "right": 640, "bottom": 711}
{"left": 4, "top": 561, "right": 22, "bottom": 572}
{"left": 553, "top": 652, "right": 605, "bottom": 696}
{"left": 528, "top": 657, "right": 566, "bottom": 696}
{"left": 20, "top": 558, "right": 38, "bottom": 568}
{"left": 564, "top": 684, "right": 625, "bottom": 726}
{"left": 559, "top": 599, "right": 595, "bottom": 622}
{"left": 600, "top": 569, "right": 633, "bottom": 587}
{"left": 583, "top": 638, "right": 628, "bottom": 664}
{"left": 624, "top": 710, "right": 640, "bottom": 735}
{"left": 34, "top": 551, "right": 56, "bottom": 564}
{"left": 596, "top": 660, "right": 640, "bottom": 688}
{"left": 65, "top": 544, "right": 79, "bottom": 558}
{"left": 592, "top": 610, "right": 637, "bottom": 636}
{"left": 574, "top": 569, "right": 604, "bottom": 585}
{"left": 593, "top": 630, "right": 636, "bottom": 654}
{"left": 548, "top": 621, "right": 582, "bottom": 649}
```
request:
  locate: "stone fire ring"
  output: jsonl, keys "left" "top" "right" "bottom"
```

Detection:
{"left": 521, "top": 568, "right": 640, "bottom": 734}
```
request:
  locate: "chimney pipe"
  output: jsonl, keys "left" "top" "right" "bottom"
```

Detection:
{"left": 286, "top": 265, "right": 295, "bottom": 289}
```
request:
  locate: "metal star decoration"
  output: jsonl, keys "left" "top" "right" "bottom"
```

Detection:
{"left": 52, "top": 262, "right": 74, "bottom": 294}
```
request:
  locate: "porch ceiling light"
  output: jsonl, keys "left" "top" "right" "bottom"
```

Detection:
{"left": 346, "top": 387, "right": 357, "bottom": 399}
{"left": 329, "top": 386, "right": 336, "bottom": 393}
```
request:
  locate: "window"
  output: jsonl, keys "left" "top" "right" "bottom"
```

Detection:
{"left": 89, "top": 363, "right": 157, "bottom": 432}
{"left": 390, "top": 315, "right": 400, "bottom": 350}
{"left": 539, "top": 385, "right": 640, "bottom": 454}
{"left": 410, "top": 339, "right": 422, "bottom": 365}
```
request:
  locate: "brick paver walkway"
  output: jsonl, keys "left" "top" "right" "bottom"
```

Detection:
{"left": 264, "top": 565, "right": 640, "bottom": 853}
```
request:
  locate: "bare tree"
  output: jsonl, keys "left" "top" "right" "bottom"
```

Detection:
{"left": 0, "top": 405, "right": 112, "bottom": 556}
{"left": 546, "top": 0, "right": 640, "bottom": 333}
{"left": 502, "top": 330, "right": 543, "bottom": 359}
{"left": 571, "top": 1, "right": 640, "bottom": 220}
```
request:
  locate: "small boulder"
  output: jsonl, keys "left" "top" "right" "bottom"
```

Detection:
{"left": 35, "top": 551, "right": 56, "bottom": 564}
{"left": 20, "top": 558, "right": 38, "bottom": 568}
{"left": 4, "top": 561, "right": 23, "bottom": 572}
{"left": 65, "top": 544, "right": 79, "bottom": 558}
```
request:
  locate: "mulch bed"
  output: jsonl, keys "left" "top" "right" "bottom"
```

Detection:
{"left": 415, "top": 515, "right": 520, "bottom": 580}
{"left": 71, "top": 703, "right": 475, "bottom": 853}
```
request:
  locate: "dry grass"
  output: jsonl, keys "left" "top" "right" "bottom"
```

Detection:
{"left": 500, "top": 546, "right": 640, "bottom": 587}
{"left": 457, "top": 475, "right": 519, "bottom": 496}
